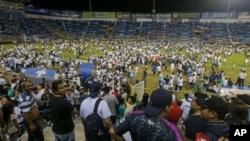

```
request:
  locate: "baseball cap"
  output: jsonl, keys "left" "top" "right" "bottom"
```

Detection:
{"left": 188, "top": 94, "right": 194, "bottom": 101}
{"left": 144, "top": 88, "right": 172, "bottom": 117}
{"left": 202, "top": 95, "right": 229, "bottom": 118}
{"left": 89, "top": 81, "right": 101, "bottom": 98}
{"left": 193, "top": 92, "right": 209, "bottom": 108}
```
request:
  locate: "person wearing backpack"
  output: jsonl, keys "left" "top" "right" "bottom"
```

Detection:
{"left": 50, "top": 80, "right": 77, "bottom": 141}
{"left": 196, "top": 95, "right": 230, "bottom": 141}
{"left": 80, "top": 81, "right": 112, "bottom": 141}
{"left": 109, "top": 88, "right": 184, "bottom": 141}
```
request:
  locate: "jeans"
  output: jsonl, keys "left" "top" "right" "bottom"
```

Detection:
{"left": 25, "top": 119, "right": 44, "bottom": 141}
{"left": 53, "top": 130, "right": 75, "bottom": 141}
{"left": 9, "top": 132, "right": 18, "bottom": 141}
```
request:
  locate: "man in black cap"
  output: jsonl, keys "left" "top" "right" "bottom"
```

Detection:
{"left": 183, "top": 92, "right": 208, "bottom": 141}
{"left": 80, "top": 81, "right": 112, "bottom": 141}
{"left": 198, "top": 95, "right": 230, "bottom": 141}
{"left": 109, "top": 88, "right": 183, "bottom": 141}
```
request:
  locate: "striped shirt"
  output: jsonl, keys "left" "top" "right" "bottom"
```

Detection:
{"left": 18, "top": 92, "right": 37, "bottom": 113}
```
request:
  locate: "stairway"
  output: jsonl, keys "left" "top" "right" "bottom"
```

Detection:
{"left": 41, "top": 19, "right": 68, "bottom": 39}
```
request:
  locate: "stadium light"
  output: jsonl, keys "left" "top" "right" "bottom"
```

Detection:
{"left": 152, "top": 0, "right": 156, "bottom": 22}
{"left": 227, "top": 0, "right": 232, "bottom": 14}
{"left": 89, "top": 0, "right": 92, "bottom": 12}
{"left": 152, "top": 0, "right": 156, "bottom": 14}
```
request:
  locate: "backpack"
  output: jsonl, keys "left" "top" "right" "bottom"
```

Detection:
{"left": 84, "top": 99, "right": 110, "bottom": 141}
{"left": 195, "top": 126, "right": 226, "bottom": 141}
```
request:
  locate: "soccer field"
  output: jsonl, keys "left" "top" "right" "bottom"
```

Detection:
{"left": 1, "top": 42, "right": 249, "bottom": 100}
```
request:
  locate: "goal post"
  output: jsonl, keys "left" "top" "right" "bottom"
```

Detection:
{"left": 131, "top": 81, "right": 145, "bottom": 101}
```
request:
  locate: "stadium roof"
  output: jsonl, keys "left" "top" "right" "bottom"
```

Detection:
{"left": 11, "top": 0, "right": 250, "bottom": 13}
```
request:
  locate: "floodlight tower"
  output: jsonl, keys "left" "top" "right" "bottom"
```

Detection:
{"left": 227, "top": 0, "right": 232, "bottom": 14}
{"left": 227, "top": 0, "right": 232, "bottom": 43}
{"left": 152, "top": 0, "right": 156, "bottom": 22}
{"left": 89, "top": 0, "right": 92, "bottom": 12}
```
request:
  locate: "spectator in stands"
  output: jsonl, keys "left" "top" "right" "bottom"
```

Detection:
{"left": 133, "top": 93, "right": 149, "bottom": 111}
{"left": 0, "top": 73, "right": 7, "bottom": 86}
{"left": 227, "top": 78, "right": 233, "bottom": 87}
{"left": 234, "top": 94, "right": 250, "bottom": 122}
{"left": 18, "top": 80, "right": 44, "bottom": 141}
{"left": 40, "top": 88, "right": 53, "bottom": 126}
{"left": 151, "top": 64, "right": 156, "bottom": 75}
{"left": 142, "top": 68, "right": 147, "bottom": 86}
{"left": 124, "top": 95, "right": 137, "bottom": 116}
{"left": 12, "top": 99, "right": 25, "bottom": 137}
{"left": 78, "top": 87, "right": 89, "bottom": 103}
{"left": 120, "top": 88, "right": 128, "bottom": 102}
{"left": 183, "top": 92, "right": 208, "bottom": 141}
{"left": 3, "top": 83, "right": 15, "bottom": 98}
{"left": 102, "top": 86, "right": 119, "bottom": 124}
{"left": 117, "top": 98, "right": 126, "bottom": 120}
{"left": 32, "top": 86, "right": 44, "bottom": 111}
{"left": 168, "top": 100, "right": 182, "bottom": 125}
{"left": 180, "top": 94, "right": 192, "bottom": 121}
{"left": 200, "top": 95, "right": 230, "bottom": 141}
{"left": 2, "top": 102, "right": 19, "bottom": 141}
{"left": 226, "top": 97, "right": 249, "bottom": 125}
{"left": 50, "top": 80, "right": 76, "bottom": 141}
{"left": 80, "top": 81, "right": 112, "bottom": 141}
{"left": 239, "top": 70, "right": 247, "bottom": 87}
{"left": 109, "top": 88, "right": 183, "bottom": 141}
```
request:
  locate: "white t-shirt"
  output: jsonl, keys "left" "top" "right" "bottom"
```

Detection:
{"left": 80, "top": 97, "right": 111, "bottom": 120}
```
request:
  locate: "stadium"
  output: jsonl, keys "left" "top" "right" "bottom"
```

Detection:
{"left": 0, "top": 0, "right": 250, "bottom": 140}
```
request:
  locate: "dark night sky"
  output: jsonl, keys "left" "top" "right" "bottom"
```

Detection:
{"left": 28, "top": 0, "right": 250, "bottom": 13}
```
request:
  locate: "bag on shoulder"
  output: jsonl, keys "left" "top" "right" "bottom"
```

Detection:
{"left": 84, "top": 99, "right": 109, "bottom": 141}
{"left": 195, "top": 126, "right": 225, "bottom": 141}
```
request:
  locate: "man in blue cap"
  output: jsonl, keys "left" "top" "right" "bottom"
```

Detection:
{"left": 80, "top": 81, "right": 112, "bottom": 141}
{"left": 109, "top": 88, "right": 183, "bottom": 141}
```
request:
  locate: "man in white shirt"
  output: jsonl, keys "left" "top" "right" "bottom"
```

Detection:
{"left": 177, "top": 76, "right": 183, "bottom": 91}
{"left": 181, "top": 94, "right": 193, "bottom": 116}
{"left": 0, "top": 74, "right": 7, "bottom": 86}
{"left": 170, "top": 62, "right": 175, "bottom": 73}
{"left": 239, "top": 70, "right": 247, "bottom": 87}
{"left": 80, "top": 81, "right": 112, "bottom": 141}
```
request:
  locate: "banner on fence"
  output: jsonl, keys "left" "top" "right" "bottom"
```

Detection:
{"left": 116, "top": 12, "right": 131, "bottom": 18}
{"left": 50, "top": 10, "right": 82, "bottom": 18}
{"left": 156, "top": 18, "right": 171, "bottom": 22}
{"left": 25, "top": 5, "right": 49, "bottom": 15}
{"left": 83, "top": 12, "right": 115, "bottom": 18}
{"left": 201, "top": 12, "right": 238, "bottom": 19}
{"left": 132, "top": 13, "right": 152, "bottom": 18}
{"left": 155, "top": 13, "right": 171, "bottom": 18}
{"left": 177, "top": 12, "right": 200, "bottom": 19}
{"left": 238, "top": 12, "right": 250, "bottom": 19}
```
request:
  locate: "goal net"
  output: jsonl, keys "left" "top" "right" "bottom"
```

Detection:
{"left": 131, "top": 81, "right": 145, "bottom": 101}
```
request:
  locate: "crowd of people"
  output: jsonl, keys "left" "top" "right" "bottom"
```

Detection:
{"left": 0, "top": 39, "right": 249, "bottom": 141}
